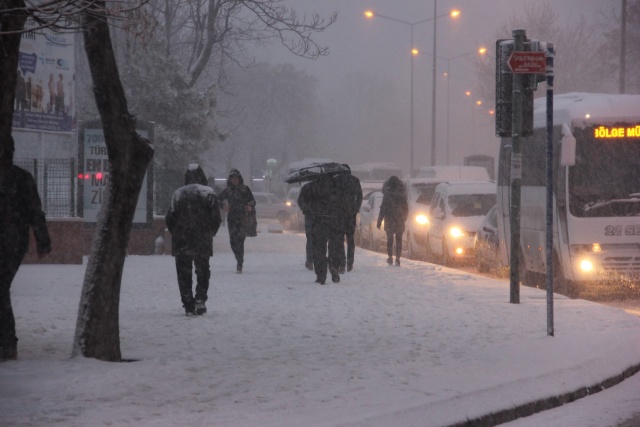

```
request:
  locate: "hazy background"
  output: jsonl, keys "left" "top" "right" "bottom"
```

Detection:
{"left": 248, "top": 0, "right": 616, "bottom": 175}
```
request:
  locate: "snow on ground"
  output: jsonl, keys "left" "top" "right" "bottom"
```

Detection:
{"left": 1, "top": 221, "right": 640, "bottom": 427}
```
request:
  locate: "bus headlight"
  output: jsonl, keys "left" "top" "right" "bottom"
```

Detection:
{"left": 579, "top": 259, "right": 594, "bottom": 272}
{"left": 450, "top": 227, "right": 464, "bottom": 238}
{"left": 415, "top": 214, "right": 429, "bottom": 225}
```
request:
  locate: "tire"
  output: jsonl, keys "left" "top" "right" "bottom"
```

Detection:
{"left": 495, "top": 248, "right": 507, "bottom": 278}
{"left": 407, "top": 232, "right": 416, "bottom": 259}
{"left": 277, "top": 212, "right": 291, "bottom": 229}
{"left": 553, "top": 253, "right": 580, "bottom": 298}
{"left": 368, "top": 225, "right": 375, "bottom": 251}
{"left": 442, "top": 239, "right": 451, "bottom": 266}
{"left": 476, "top": 249, "right": 489, "bottom": 273}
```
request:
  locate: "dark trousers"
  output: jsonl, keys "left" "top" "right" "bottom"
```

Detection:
{"left": 0, "top": 252, "right": 24, "bottom": 350}
{"left": 386, "top": 231, "right": 403, "bottom": 259}
{"left": 311, "top": 216, "right": 343, "bottom": 282}
{"left": 340, "top": 215, "right": 357, "bottom": 268}
{"left": 175, "top": 253, "right": 211, "bottom": 308}
{"left": 228, "top": 220, "right": 246, "bottom": 266}
{"left": 304, "top": 216, "right": 313, "bottom": 263}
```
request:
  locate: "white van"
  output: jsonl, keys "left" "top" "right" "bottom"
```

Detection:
{"left": 426, "top": 181, "right": 496, "bottom": 266}
{"left": 404, "top": 166, "right": 491, "bottom": 260}
{"left": 416, "top": 165, "right": 490, "bottom": 181}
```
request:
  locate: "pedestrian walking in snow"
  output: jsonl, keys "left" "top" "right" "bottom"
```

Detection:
{"left": 336, "top": 165, "right": 362, "bottom": 273}
{"left": 0, "top": 136, "right": 51, "bottom": 360}
{"left": 296, "top": 182, "right": 315, "bottom": 271}
{"left": 377, "top": 175, "right": 409, "bottom": 266}
{"left": 165, "top": 164, "right": 221, "bottom": 316}
{"left": 218, "top": 169, "right": 256, "bottom": 274}
{"left": 303, "top": 173, "right": 346, "bottom": 284}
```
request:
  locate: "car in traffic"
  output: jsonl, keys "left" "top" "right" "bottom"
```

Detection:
{"left": 284, "top": 185, "right": 306, "bottom": 230}
{"left": 404, "top": 178, "right": 442, "bottom": 259}
{"left": 473, "top": 205, "right": 507, "bottom": 276}
{"left": 253, "top": 192, "right": 297, "bottom": 228}
{"left": 426, "top": 181, "right": 496, "bottom": 266}
{"left": 357, "top": 191, "right": 386, "bottom": 250}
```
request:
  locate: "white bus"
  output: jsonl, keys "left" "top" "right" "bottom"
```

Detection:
{"left": 350, "top": 162, "right": 403, "bottom": 183}
{"left": 497, "top": 92, "right": 640, "bottom": 296}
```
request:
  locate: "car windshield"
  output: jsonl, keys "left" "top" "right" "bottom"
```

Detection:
{"left": 412, "top": 183, "right": 439, "bottom": 206}
{"left": 448, "top": 194, "right": 496, "bottom": 217}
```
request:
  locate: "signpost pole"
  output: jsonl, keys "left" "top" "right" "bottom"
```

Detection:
{"left": 509, "top": 29, "right": 526, "bottom": 304}
{"left": 545, "top": 43, "right": 555, "bottom": 336}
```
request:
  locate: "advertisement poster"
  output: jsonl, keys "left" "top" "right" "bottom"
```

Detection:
{"left": 78, "top": 120, "right": 155, "bottom": 226}
{"left": 12, "top": 20, "right": 76, "bottom": 133}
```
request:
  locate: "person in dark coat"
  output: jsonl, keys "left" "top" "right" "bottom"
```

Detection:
{"left": 377, "top": 175, "right": 409, "bottom": 266}
{"left": 296, "top": 182, "right": 314, "bottom": 271}
{"left": 218, "top": 169, "right": 256, "bottom": 273}
{"left": 0, "top": 137, "right": 51, "bottom": 360}
{"left": 165, "top": 164, "right": 221, "bottom": 316}
{"left": 336, "top": 165, "right": 363, "bottom": 273}
{"left": 303, "top": 173, "right": 346, "bottom": 284}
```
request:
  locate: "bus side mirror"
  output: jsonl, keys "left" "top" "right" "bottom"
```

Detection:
{"left": 560, "top": 124, "right": 576, "bottom": 166}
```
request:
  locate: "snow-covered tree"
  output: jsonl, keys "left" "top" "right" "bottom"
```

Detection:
{"left": 473, "top": 3, "right": 608, "bottom": 107}
{"left": 598, "top": 0, "right": 640, "bottom": 94}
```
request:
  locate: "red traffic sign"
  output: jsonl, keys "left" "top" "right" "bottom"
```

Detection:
{"left": 507, "top": 51, "right": 546, "bottom": 73}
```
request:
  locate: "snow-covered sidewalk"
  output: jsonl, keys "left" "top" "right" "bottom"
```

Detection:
{"left": 1, "top": 221, "right": 640, "bottom": 426}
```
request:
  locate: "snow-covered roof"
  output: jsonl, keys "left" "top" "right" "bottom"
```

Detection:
{"left": 533, "top": 92, "right": 640, "bottom": 129}
{"left": 435, "top": 180, "right": 496, "bottom": 196}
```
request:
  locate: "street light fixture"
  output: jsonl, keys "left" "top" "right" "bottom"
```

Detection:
{"left": 364, "top": 7, "right": 460, "bottom": 176}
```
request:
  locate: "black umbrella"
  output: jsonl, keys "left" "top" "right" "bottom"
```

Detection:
{"left": 284, "top": 162, "right": 350, "bottom": 184}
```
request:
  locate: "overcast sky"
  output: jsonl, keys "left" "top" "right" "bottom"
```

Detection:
{"left": 251, "top": 0, "right": 616, "bottom": 174}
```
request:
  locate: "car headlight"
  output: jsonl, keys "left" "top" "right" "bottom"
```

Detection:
{"left": 449, "top": 227, "right": 464, "bottom": 238}
{"left": 579, "top": 259, "right": 594, "bottom": 272}
{"left": 286, "top": 201, "right": 292, "bottom": 207}
{"left": 415, "top": 214, "right": 429, "bottom": 225}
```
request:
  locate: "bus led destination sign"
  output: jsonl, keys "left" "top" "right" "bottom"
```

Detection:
{"left": 594, "top": 125, "right": 640, "bottom": 139}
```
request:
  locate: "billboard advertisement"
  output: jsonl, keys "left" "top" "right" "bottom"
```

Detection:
{"left": 13, "top": 19, "right": 76, "bottom": 133}
{"left": 78, "top": 120, "right": 155, "bottom": 227}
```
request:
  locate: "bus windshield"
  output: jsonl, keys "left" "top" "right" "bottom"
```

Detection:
{"left": 569, "top": 125, "right": 640, "bottom": 217}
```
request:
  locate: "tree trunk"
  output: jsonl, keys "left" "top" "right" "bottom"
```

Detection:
{"left": 72, "top": 3, "right": 154, "bottom": 361}
{"left": 0, "top": 0, "right": 27, "bottom": 160}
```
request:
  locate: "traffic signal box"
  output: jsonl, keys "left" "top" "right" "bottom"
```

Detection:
{"left": 495, "top": 38, "right": 546, "bottom": 138}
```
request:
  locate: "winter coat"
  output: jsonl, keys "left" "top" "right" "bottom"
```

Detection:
{"left": 336, "top": 172, "right": 363, "bottom": 217}
{"left": 299, "top": 174, "right": 346, "bottom": 224}
{"left": 218, "top": 169, "right": 256, "bottom": 226}
{"left": 0, "top": 165, "right": 51, "bottom": 260}
{"left": 165, "top": 165, "right": 222, "bottom": 257}
{"left": 377, "top": 176, "right": 409, "bottom": 234}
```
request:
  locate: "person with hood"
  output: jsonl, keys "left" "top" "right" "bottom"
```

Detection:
{"left": 1, "top": 136, "right": 51, "bottom": 360}
{"left": 336, "top": 165, "right": 362, "bottom": 273}
{"left": 296, "top": 182, "right": 314, "bottom": 271}
{"left": 303, "top": 173, "right": 345, "bottom": 284}
{"left": 165, "top": 164, "right": 221, "bottom": 316}
{"left": 218, "top": 169, "right": 256, "bottom": 273}
{"left": 377, "top": 175, "right": 409, "bottom": 266}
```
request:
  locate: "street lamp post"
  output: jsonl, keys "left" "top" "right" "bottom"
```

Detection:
{"left": 442, "top": 48, "right": 487, "bottom": 164}
{"left": 365, "top": 7, "right": 459, "bottom": 175}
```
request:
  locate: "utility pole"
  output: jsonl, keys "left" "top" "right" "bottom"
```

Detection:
{"left": 620, "top": 0, "right": 627, "bottom": 94}
{"left": 508, "top": 29, "right": 526, "bottom": 304}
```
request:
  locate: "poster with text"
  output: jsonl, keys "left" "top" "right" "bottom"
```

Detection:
{"left": 13, "top": 20, "right": 76, "bottom": 133}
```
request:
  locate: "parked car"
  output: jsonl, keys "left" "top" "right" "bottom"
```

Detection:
{"left": 284, "top": 185, "right": 306, "bottom": 230}
{"left": 426, "top": 181, "right": 496, "bottom": 266}
{"left": 474, "top": 205, "right": 507, "bottom": 276}
{"left": 253, "top": 192, "right": 296, "bottom": 228}
{"left": 357, "top": 191, "right": 386, "bottom": 250}
{"left": 404, "top": 178, "right": 442, "bottom": 259}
